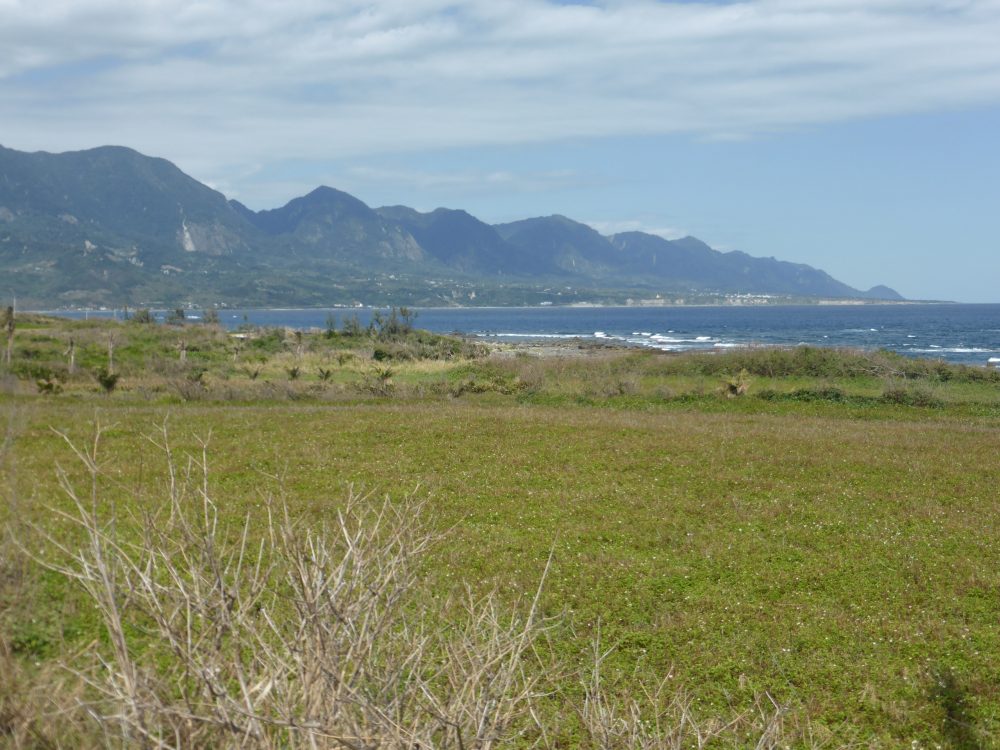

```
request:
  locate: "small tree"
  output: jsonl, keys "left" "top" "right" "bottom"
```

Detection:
{"left": 131, "top": 308, "right": 156, "bottom": 325}
{"left": 107, "top": 333, "right": 117, "bottom": 375}
{"left": 65, "top": 337, "right": 76, "bottom": 375}
{"left": 2, "top": 305, "right": 13, "bottom": 366}
{"left": 399, "top": 306, "right": 417, "bottom": 332}
{"left": 95, "top": 367, "right": 119, "bottom": 395}
{"left": 166, "top": 308, "right": 186, "bottom": 326}
{"left": 202, "top": 308, "right": 220, "bottom": 326}
{"left": 342, "top": 314, "right": 363, "bottom": 337}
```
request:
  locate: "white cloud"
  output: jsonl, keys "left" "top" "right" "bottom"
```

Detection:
{"left": 3, "top": 0, "right": 1000, "bottom": 201}
{"left": 345, "top": 165, "right": 594, "bottom": 193}
{"left": 585, "top": 219, "right": 689, "bottom": 241}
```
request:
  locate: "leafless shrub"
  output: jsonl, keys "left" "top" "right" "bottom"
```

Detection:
{"left": 0, "top": 632, "right": 89, "bottom": 748}
{"left": 2, "top": 408, "right": 88, "bottom": 747}
{"left": 27, "top": 425, "right": 553, "bottom": 748}
{"left": 577, "top": 637, "right": 792, "bottom": 750}
{"left": 166, "top": 377, "right": 207, "bottom": 401}
{"left": 599, "top": 374, "right": 640, "bottom": 398}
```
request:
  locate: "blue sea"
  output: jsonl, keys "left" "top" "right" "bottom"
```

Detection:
{"left": 54, "top": 304, "right": 1000, "bottom": 367}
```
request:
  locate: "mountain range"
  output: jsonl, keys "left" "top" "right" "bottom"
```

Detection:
{"left": 0, "top": 145, "right": 902, "bottom": 308}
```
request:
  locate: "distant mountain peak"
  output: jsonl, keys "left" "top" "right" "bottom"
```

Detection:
{"left": 0, "top": 144, "right": 906, "bottom": 307}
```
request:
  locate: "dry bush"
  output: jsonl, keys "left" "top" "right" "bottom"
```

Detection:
{"left": 2, "top": 407, "right": 88, "bottom": 747}
{"left": 576, "top": 639, "right": 795, "bottom": 750}
{"left": 10, "top": 423, "right": 846, "bottom": 749}
{"left": 0, "top": 633, "right": 90, "bottom": 748}
{"left": 27, "top": 425, "right": 553, "bottom": 748}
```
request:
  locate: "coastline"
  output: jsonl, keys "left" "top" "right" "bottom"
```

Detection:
{"left": 28, "top": 298, "right": 954, "bottom": 315}
{"left": 23, "top": 304, "right": 1000, "bottom": 367}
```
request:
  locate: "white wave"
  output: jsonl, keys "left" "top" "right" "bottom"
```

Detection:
{"left": 644, "top": 332, "right": 719, "bottom": 344}
{"left": 911, "top": 347, "right": 993, "bottom": 354}
{"left": 484, "top": 333, "right": 582, "bottom": 339}
{"left": 638, "top": 338, "right": 741, "bottom": 351}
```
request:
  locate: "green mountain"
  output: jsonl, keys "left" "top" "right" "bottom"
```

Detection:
{"left": 377, "top": 206, "right": 532, "bottom": 274}
{"left": 494, "top": 215, "right": 623, "bottom": 277}
{"left": 609, "top": 231, "right": 895, "bottom": 300}
{"left": 0, "top": 145, "right": 904, "bottom": 307}
{"left": 250, "top": 187, "right": 425, "bottom": 266}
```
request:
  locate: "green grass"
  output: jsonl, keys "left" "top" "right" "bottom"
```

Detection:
{"left": 3, "top": 317, "right": 1000, "bottom": 746}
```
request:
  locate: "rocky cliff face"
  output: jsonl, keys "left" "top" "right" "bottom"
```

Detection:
{"left": 177, "top": 219, "right": 250, "bottom": 256}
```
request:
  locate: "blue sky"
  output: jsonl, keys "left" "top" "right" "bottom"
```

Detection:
{"left": 2, "top": 0, "right": 1000, "bottom": 300}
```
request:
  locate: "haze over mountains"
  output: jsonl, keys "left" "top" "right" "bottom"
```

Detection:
{"left": 0, "top": 145, "right": 902, "bottom": 308}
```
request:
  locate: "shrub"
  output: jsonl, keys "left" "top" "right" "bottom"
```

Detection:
{"left": 94, "top": 368, "right": 119, "bottom": 395}
{"left": 165, "top": 308, "right": 186, "bottom": 326}
{"left": 35, "top": 373, "right": 63, "bottom": 395}
{"left": 722, "top": 368, "right": 751, "bottom": 398}
{"left": 129, "top": 308, "right": 156, "bottom": 325}
{"left": 881, "top": 383, "right": 944, "bottom": 408}
{"left": 757, "top": 386, "right": 850, "bottom": 403}
{"left": 360, "top": 364, "right": 395, "bottom": 397}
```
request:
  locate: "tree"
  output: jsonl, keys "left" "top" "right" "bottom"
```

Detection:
{"left": 342, "top": 314, "right": 363, "bottom": 337}
{"left": 107, "top": 333, "right": 117, "bottom": 375}
{"left": 2, "top": 305, "right": 13, "bottom": 366}
{"left": 65, "top": 337, "right": 76, "bottom": 375}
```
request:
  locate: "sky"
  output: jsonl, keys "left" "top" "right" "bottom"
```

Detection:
{"left": 2, "top": 0, "right": 1000, "bottom": 301}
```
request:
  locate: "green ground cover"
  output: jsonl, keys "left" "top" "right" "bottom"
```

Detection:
{"left": 2, "top": 315, "right": 1000, "bottom": 747}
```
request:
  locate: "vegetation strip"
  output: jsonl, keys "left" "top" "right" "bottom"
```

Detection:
{"left": 2, "top": 312, "right": 999, "bottom": 746}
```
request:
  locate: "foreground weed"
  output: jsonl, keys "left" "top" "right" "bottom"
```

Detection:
{"left": 25, "top": 424, "right": 554, "bottom": 748}
{"left": 8, "top": 422, "right": 840, "bottom": 748}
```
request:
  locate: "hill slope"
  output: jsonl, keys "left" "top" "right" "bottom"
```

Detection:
{"left": 0, "top": 144, "right": 903, "bottom": 306}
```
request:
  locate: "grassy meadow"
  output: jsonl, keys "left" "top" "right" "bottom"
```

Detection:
{"left": 2, "top": 312, "right": 1000, "bottom": 747}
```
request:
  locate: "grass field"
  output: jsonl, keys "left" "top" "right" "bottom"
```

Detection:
{"left": 2, "top": 314, "right": 1000, "bottom": 747}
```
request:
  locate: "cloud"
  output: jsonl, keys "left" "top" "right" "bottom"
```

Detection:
{"left": 345, "top": 165, "right": 596, "bottom": 193}
{"left": 584, "top": 219, "right": 689, "bottom": 241}
{"left": 3, "top": 0, "right": 1000, "bottom": 200}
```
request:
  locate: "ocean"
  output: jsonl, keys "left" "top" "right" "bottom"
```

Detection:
{"left": 53, "top": 303, "right": 1000, "bottom": 367}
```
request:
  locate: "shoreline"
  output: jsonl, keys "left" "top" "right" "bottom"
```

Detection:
{"left": 27, "top": 299, "right": 958, "bottom": 314}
